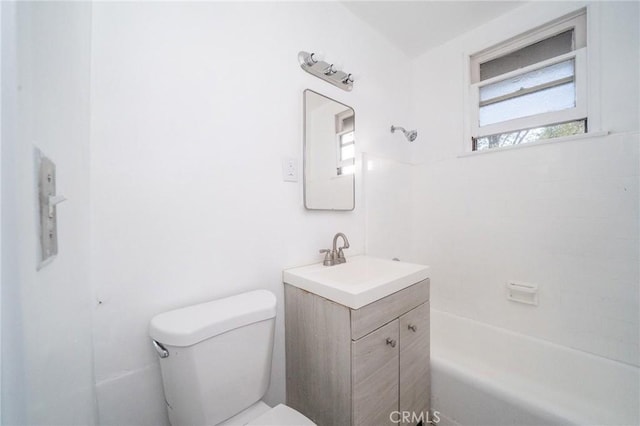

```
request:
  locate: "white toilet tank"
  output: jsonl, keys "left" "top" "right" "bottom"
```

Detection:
{"left": 149, "top": 290, "right": 277, "bottom": 426}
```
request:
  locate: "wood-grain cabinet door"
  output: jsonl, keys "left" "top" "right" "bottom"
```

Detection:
{"left": 352, "top": 319, "right": 399, "bottom": 426}
{"left": 399, "top": 303, "right": 430, "bottom": 426}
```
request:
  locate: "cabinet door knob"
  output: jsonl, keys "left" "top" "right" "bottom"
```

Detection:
{"left": 408, "top": 324, "right": 418, "bottom": 332}
{"left": 385, "top": 338, "right": 396, "bottom": 348}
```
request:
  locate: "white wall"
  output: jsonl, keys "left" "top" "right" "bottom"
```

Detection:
{"left": 364, "top": 154, "right": 415, "bottom": 263}
{"left": 0, "top": 4, "right": 3, "bottom": 420}
{"left": 1, "top": 2, "right": 97, "bottom": 424}
{"left": 407, "top": 1, "right": 639, "bottom": 366}
{"left": 89, "top": 2, "right": 410, "bottom": 424}
{"left": 0, "top": 2, "right": 23, "bottom": 423}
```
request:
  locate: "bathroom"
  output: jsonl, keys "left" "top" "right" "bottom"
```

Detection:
{"left": 1, "top": 0, "right": 638, "bottom": 425}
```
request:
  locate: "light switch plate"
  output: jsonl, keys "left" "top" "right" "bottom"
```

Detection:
{"left": 37, "top": 150, "right": 64, "bottom": 270}
{"left": 282, "top": 157, "right": 298, "bottom": 182}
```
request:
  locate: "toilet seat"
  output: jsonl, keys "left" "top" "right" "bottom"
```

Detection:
{"left": 218, "top": 401, "right": 315, "bottom": 426}
{"left": 247, "top": 404, "right": 315, "bottom": 426}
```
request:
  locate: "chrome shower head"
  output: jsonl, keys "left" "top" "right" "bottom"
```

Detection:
{"left": 391, "top": 125, "right": 418, "bottom": 142}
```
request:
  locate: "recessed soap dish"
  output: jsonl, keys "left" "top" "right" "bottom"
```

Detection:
{"left": 507, "top": 281, "right": 538, "bottom": 306}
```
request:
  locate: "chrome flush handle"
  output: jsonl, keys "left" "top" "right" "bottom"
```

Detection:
{"left": 152, "top": 340, "right": 169, "bottom": 359}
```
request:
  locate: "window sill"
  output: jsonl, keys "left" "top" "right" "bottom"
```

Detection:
{"left": 458, "top": 130, "right": 609, "bottom": 158}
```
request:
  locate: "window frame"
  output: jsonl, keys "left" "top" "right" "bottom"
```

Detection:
{"left": 336, "top": 129, "right": 355, "bottom": 176}
{"left": 467, "top": 9, "right": 589, "bottom": 151}
{"left": 335, "top": 109, "right": 355, "bottom": 176}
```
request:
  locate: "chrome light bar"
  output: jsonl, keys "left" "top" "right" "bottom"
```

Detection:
{"left": 298, "top": 51, "right": 354, "bottom": 92}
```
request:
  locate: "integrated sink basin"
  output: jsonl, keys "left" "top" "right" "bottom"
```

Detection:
{"left": 283, "top": 255, "right": 429, "bottom": 309}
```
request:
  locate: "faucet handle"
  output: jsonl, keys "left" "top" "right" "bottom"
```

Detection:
{"left": 319, "top": 249, "right": 334, "bottom": 266}
{"left": 336, "top": 247, "right": 347, "bottom": 264}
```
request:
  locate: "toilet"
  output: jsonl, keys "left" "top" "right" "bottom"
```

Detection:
{"left": 149, "top": 290, "right": 315, "bottom": 426}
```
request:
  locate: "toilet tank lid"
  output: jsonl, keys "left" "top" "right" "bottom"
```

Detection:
{"left": 149, "top": 290, "right": 277, "bottom": 347}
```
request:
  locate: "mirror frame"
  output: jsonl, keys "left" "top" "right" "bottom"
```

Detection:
{"left": 303, "top": 89, "right": 355, "bottom": 211}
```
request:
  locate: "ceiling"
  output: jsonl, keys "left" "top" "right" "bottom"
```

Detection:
{"left": 341, "top": 1, "right": 526, "bottom": 57}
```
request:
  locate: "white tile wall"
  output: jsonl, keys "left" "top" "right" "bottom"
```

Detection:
{"left": 404, "top": 1, "right": 639, "bottom": 366}
{"left": 410, "top": 133, "right": 639, "bottom": 365}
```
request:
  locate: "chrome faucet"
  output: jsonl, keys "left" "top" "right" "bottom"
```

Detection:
{"left": 319, "top": 233, "right": 350, "bottom": 266}
{"left": 332, "top": 233, "right": 350, "bottom": 264}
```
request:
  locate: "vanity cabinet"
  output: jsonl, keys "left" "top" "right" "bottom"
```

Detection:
{"left": 352, "top": 319, "right": 399, "bottom": 426}
{"left": 285, "top": 279, "right": 430, "bottom": 426}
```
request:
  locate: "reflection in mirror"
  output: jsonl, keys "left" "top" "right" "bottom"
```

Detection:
{"left": 303, "top": 90, "right": 355, "bottom": 210}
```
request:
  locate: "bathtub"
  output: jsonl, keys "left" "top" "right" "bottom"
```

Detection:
{"left": 430, "top": 310, "right": 639, "bottom": 426}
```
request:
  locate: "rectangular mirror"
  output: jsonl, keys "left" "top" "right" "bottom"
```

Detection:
{"left": 303, "top": 90, "right": 355, "bottom": 210}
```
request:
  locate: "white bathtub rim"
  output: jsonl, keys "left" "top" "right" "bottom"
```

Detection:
{"left": 430, "top": 310, "right": 639, "bottom": 425}
{"left": 431, "top": 356, "right": 595, "bottom": 426}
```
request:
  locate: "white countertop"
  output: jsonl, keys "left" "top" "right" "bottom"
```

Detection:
{"left": 283, "top": 255, "right": 430, "bottom": 309}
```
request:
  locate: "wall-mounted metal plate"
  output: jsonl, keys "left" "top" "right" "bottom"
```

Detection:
{"left": 37, "top": 151, "right": 66, "bottom": 270}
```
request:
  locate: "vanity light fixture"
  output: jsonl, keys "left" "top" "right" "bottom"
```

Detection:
{"left": 298, "top": 51, "right": 354, "bottom": 91}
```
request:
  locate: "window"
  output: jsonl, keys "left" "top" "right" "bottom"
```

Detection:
{"left": 469, "top": 10, "right": 587, "bottom": 151}
{"left": 336, "top": 110, "right": 355, "bottom": 175}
